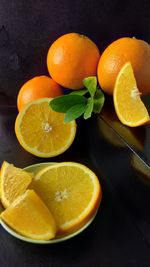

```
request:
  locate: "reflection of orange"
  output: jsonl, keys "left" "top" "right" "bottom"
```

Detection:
{"left": 99, "top": 95, "right": 145, "bottom": 150}
{"left": 97, "top": 37, "right": 150, "bottom": 95}
{"left": 17, "top": 76, "right": 63, "bottom": 111}
{"left": 131, "top": 154, "right": 150, "bottom": 186}
{"left": 47, "top": 33, "right": 100, "bottom": 89}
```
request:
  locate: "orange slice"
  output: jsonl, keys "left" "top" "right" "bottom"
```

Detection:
{"left": 15, "top": 98, "right": 76, "bottom": 157}
{"left": 0, "top": 161, "right": 33, "bottom": 208}
{"left": 31, "top": 162, "right": 102, "bottom": 235}
{"left": 113, "top": 62, "right": 150, "bottom": 127}
{"left": 1, "top": 190, "right": 57, "bottom": 240}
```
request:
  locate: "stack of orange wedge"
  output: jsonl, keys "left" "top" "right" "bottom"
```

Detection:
{"left": 0, "top": 161, "right": 102, "bottom": 240}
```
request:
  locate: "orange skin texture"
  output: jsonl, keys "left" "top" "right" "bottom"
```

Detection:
{"left": 47, "top": 33, "right": 100, "bottom": 89}
{"left": 97, "top": 37, "right": 150, "bottom": 95}
{"left": 17, "top": 76, "right": 63, "bottom": 111}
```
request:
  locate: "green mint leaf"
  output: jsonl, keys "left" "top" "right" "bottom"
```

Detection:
{"left": 84, "top": 98, "right": 94, "bottom": 119}
{"left": 50, "top": 95, "right": 87, "bottom": 113}
{"left": 64, "top": 104, "right": 86, "bottom": 122}
{"left": 83, "top": 76, "right": 97, "bottom": 97}
{"left": 93, "top": 89, "right": 105, "bottom": 113}
{"left": 70, "top": 89, "right": 88, "bottom": 96}
{"left": 49, "top": 76, "right": 105, "bottom": 123}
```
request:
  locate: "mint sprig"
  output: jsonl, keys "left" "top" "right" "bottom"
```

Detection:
{"left": 49, "top": 76, "right": 105, "bottom": 122}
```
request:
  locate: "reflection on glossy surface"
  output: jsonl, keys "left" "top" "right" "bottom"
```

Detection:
{"left": 100, "top": 96, "right": 149, "bottom": 164}
{"left": 88, "top": 115, "right": 150, "bottom": 245}
{"left": 98, "top": 116, "right": 144, "bottom": 151}
{"left": 143, "top": 124, "right": 150, "bottom": 165}
{"left": 142, "top": 93, "right": 150, "bottom": 112}
{"left": 131, "top": 154, "right": 150, "bottom": 186}
{"left": 97, "top": 118, "right": 126, "bottom": 148}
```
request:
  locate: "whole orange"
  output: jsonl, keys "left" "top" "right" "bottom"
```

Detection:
{"left": 47, "top": 33, "right": 100, "bottom": 89}
{"left": 17, "top": 75, "right": 63, "bottom": 111}
{"left": 97, "top": 37, "right": 150, "bottom": 95}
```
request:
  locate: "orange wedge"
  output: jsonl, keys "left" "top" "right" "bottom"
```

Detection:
{"left": 113, "top": 62, "right": 150, "bottom": 127}
{"left": 0, "top": 161, "right": 33, "bottom": 208}
{"left": 1, "top": 190, "right": 57, "bottom": 240}
{"left": 31, "top": 162, "right": 102, "bottom": 235}
{"left": 15, "top": 98, "right": 76, "bottom": 157}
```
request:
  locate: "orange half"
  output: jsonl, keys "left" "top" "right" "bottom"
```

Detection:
{"left": 15, "top": 98, "right": 76, "bottom": 157}
{"left": 31, "top": 162, "right": 102, "bottom": 235}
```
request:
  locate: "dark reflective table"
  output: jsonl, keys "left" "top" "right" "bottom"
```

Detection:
{"left": 0, "top": 105, "right": 150, "bottom": 267}
{"left": 0, "top": 0, "right": 150, "bottom": 265}
{"left": 101, "top": 95, "right": 150, "bottom": 166}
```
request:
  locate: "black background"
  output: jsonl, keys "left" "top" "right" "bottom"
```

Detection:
{"left": 0, "top": 0, "right": 150, "bottom": 102}
{"left": 0, "top": 1, "right": 150, "bottom": 266}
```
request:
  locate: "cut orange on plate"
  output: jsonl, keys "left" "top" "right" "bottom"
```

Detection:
{"left": 113, "top": 62, "right": 150, "bottom": 127}
{"left": 1, "top": 190, "right": 57, "bottom": 240}
{"left": 0, "top": 161, "right": 33, "bottom": 208}
{"left": 15, "top": 98, "right": 76, "bottom": 157}
{"left": 31, "top": 162, "right": 102, "bottom": 235}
